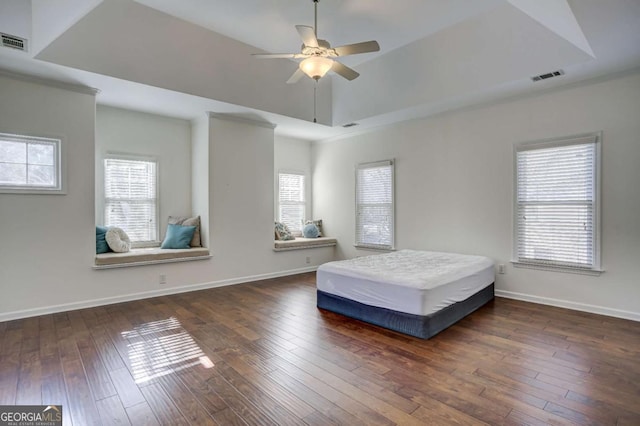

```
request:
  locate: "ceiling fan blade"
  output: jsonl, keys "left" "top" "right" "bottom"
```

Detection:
{"left": 252, "top": 53, "right": 297, "bottom": 59}
{"left": 334, "top": 40, "right": 380, "bottom": 56}
{"left": 286, "top": 68, "right": 305, "bottom": 84}
{"left": 296, "top": 25, "right": 318, "bottom": 48}
{"left": 253, "top": 52, "right": 309, "bottom": 60}
{"left": 331, "top": 61, "right": 360, "bottom": 81}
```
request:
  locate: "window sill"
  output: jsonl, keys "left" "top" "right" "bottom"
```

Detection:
{"left": 94, "top": 247, "right": 211, "bottom": 269}
{"left": 0, "top": 188, "right": 66, "bottom": 195}
{"left": 354, "top": 244, "right": 395, "bottom": 252}
{"left": 511, "top": 260, "right": 603, "bottom": 276}
{"left": 274, "top": 237, "right": 337, "bottom": 252}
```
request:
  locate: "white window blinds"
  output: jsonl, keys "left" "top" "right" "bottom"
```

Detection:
{"left": 278, "top": 172, "right": 306, "bottom": 234}
{"left": 0, "top": 133, "right": 61, "bottom": 192}
{"left": 105, "top": 157, "right": 158, "bottom": 244}
{"left": 356, "top": 160, "right": 394, "bottom": 249}
{"left": 515, "top": 134, "right": 600, "bottom": 271}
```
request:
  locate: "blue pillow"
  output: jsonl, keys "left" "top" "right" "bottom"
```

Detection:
{"left": 96, "top": 226, "right": 111, "bottom": 254}
{"left": 161, "top": 224, "right": 196, "bottom": 249}
{"left": 303, "top": 223, "right": 320, "bottom": 238}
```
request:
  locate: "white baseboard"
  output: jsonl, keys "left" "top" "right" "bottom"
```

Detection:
{"left": 0, "top": 266, "right": 318, "bottom": 322}
{"left": 495, "top": 290, "right": 640, "bottom": 322}
{"left": 6, "top": 270, "right": 637, "bottom": 324}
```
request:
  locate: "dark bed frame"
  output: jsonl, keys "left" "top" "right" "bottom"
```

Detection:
{"left": 317, "top": 283, "right": 494, "bottom": 339}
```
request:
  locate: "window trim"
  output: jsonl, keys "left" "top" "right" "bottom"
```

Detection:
{"left": 511, "top": 132, "right": 602, "bottom": 275}
{"left": 277, "top": 169, "right": 307, "bottom": 236}
{"left": 104, "top": 152, "right": 160, "bottom": 248}
{"left": 355, "top": 159, "right": 395, "bottom": 250}
{"left": 0, "top": 132, "right": 65, "bottom": 194}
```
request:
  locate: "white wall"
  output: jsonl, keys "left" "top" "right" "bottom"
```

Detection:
{"left": 191, "top": 114, "right": 210, "bottom": 247}
{"left": 0, "top": 75, "right": 97, "bottom": 317}
{"left": 0, "top": 77, "right": 335, "bottom": 320}
{"left": 95, "top": 105, "right": 192, "bottom": 241}
{"left": 313, "top": 71, "right": 640, "bottom": 320}
{"left": 274, "top": 135, "right": 313, "bottom": 224}
{"left": 206, "top": 115, "right": 335, "bottom": 278}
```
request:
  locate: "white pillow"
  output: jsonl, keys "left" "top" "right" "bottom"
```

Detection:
{"left": 105, "top": 227, "right": 131, "bottom": 253}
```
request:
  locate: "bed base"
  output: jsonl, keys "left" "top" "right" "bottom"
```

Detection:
{"left": 317, "top": 283, "right": 494, "bottom": 339}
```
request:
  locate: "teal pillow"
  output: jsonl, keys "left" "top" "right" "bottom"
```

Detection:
{"left": 96, "top": 226, "right": 111, "bottom": 254}
{"left": 303, "top": 223, "right": 319, "bottom": 238}
{"left": 161, "top": 224, "right": 196, "bottom": 249}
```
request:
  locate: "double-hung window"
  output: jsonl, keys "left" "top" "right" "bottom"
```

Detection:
{"left": 355, "top": 160, "right": 394, "bottom": 249}
{"left": 514, "top": 133, "right": 601, "bottom": 273}
{"left": 104, "top": 156, "right": 158, "bottom": 246}
{"left": 0, "top": 132, "right": 63, "bottom": 193}
{"left": 278, "top": 172, "right": 306, "bottom": 235}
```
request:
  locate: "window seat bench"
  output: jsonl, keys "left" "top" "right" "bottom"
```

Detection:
{"left": 94, "top": 247, "right": 211, "bottom": 269}
{"left": 274, "top": 237, "right": 337, "bottom": 252}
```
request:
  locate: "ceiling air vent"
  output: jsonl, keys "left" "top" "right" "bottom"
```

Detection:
{"left": 1, "top": 33, "right": 28, "bottom": 52}
{"left": 342, "top": 122, "right": 359, "bottom": 128}
{"left": 531, "top": 69, "right": 564, "bottom": 82}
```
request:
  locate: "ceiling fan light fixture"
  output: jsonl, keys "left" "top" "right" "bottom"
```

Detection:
{"left": 300, "top": 56, "right": 333, "bottom": 80}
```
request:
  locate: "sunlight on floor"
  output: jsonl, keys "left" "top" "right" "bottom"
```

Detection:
{"left": 121, "top": 317, "right": 213, "bottom": 384}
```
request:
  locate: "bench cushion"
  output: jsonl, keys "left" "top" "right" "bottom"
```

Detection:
{"left": 95, "top": 247, "right": 210, "bottom": 266}
{"left": 274, "top": 237, "right": 337, "bottom": 251}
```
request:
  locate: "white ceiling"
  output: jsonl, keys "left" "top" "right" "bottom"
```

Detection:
{"left": 133, "top": 0, "right": 504, "bottom": 66}
{"left": 0, "top": 0, "right": 639, "bottom": 141}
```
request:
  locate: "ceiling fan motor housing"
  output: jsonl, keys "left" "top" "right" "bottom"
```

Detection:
{"left": 301, "top": 40, "right": 337, "bottom": 58}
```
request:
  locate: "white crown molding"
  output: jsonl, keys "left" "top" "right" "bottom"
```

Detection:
{"left": 0, "top": 68, "right": 100, "bottom": 95}
{"left": 208, "top": 111, "right": 277, "bottom": 129}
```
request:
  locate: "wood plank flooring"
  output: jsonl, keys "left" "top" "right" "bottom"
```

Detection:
{"left": 1, "top": 272, "right": 639, "bottom": 425}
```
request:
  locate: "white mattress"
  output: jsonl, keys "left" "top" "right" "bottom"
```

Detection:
{"left": 317, "top": 250, "right": 495, "bottom": 316}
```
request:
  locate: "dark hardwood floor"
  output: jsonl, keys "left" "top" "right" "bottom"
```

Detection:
{"left": 1, "top": 273, "right": 639, "bottom": 425}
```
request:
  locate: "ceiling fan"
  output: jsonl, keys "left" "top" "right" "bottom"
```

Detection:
{"left": 252, "top": 0, "right": 380, "bottom": 83}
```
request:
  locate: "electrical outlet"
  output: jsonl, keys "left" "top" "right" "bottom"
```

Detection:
{"left": 305, "top": 256, "right": 311, "bottom": 264}
{"left": 159, "top": 274, "right": 167, "bottom": 284}
{"left": 498, "top": 264, "right": 506, "bottom": 274}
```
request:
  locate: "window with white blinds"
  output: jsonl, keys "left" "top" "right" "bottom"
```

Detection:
{"left": 356, "top": 160, "right": 394, "bottom": 249}
{"left": 104, "top": 157, "right": 158, "bottom": 245}
{"left": 278, "top": 172, "right": 306, "bottom": 234}
{"left": 514, "top": 133, "right": 601, "bottom": 272}
{"left": 0, "top": 132, "right": 62, "bottom": 193}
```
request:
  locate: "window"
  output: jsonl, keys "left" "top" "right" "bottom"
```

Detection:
{"left": 356, "top": 160, "right": 394, "bottom": 249}
{"left": 104, "top": 156, "right": 158, "bottom": 246}
{"left": 278, "top": 172, "right": 306, "bottom": 235}
{"left": 0, "top": 132, "right": 62, "bottom": 193}
{"left": 514, "top": 133, "right": 601, "bottom": 273}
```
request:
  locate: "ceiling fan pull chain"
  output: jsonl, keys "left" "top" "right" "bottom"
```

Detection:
{"left": 313, "top": 80, "right": 317, "bottom": 123}
{"left": 312, "top": 0, "right": 319, "bottom": 122}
